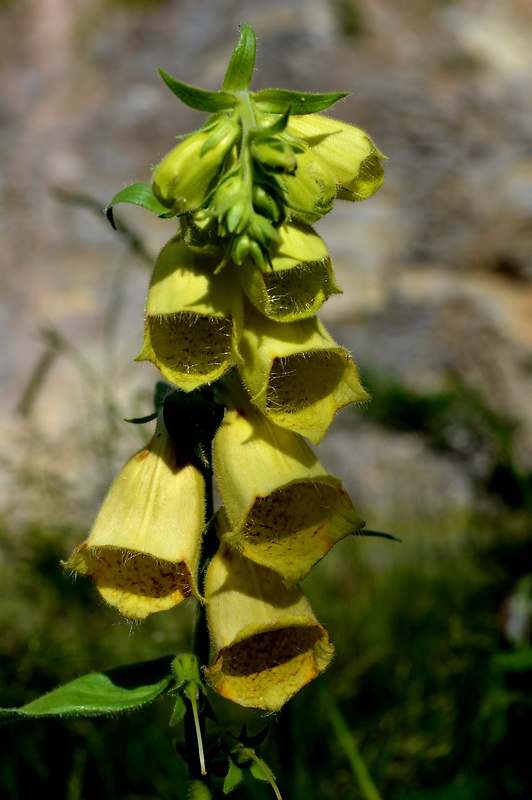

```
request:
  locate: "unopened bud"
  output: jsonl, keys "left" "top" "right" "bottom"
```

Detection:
{"left": 153, "top": 118, "right": 239, "bottom": 214}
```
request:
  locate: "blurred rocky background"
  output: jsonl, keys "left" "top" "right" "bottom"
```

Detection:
{"left": 1, "top": 2, "right": 531, "bottom": 797}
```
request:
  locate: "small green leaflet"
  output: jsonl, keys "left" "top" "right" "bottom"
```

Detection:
{"left": 106, "top": 182, "right": 175, "bottom": 228}
{"left": 0, "top": 656, "right": 173, "bottom": 720}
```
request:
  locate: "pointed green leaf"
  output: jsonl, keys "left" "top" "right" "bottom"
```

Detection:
{"left": 158, "top": 69, "right": 237, "bottom": 112}
{"left": 0, "top": 657, "right": 173, "bottom": 720}
{"left": 223, "top": 760, "right": 244, "bottom": 794}
{"left": 106, "top": 182, "right": 174, "bottom": 228}
{"left": 253, "top": 89, "right": 350, "bottom": 115}
{"left": 222, "top": 24, "right": 256, "bottom": 92}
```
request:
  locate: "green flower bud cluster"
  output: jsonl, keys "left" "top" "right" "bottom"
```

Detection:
{"left": 72, "top": 25, "right": 386, "bottom": 713}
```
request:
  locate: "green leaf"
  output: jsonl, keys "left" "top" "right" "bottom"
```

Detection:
{"left": 158, "top": 69, "right": 237, "bottom": 112}
{"left": 222, "top": 24, "right": 256, "bottom": 92}
{"left": 492, "top": 648, "right": 532, "bottom": 673}
{"left": 223, "top": 760, "right": 244, "bottom": 794}
{"left": 253, "top": 89, "right": 350, "bottom": 115}
{"left": 106, "top": 182, "right": 174, "bottom": 228}
{"left": 0, "top": 656, "right": 173, "bottom": 720}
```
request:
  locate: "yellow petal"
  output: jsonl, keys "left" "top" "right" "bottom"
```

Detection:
{"left": 286, "top": 114, "right": 386, "bottom": 200}
{"left": 204, "top": 530, "right": 334, "bottom": 712}
{"left": 63, "top": 414, "right": 205, "bottom": 620}
{"left": 238, "top": 301, "right": 369, "bottom": 444}
{"left": 214, "top": 374, "right": 364, "bottom": 583}
{"left": 236, "top": 219, "right": 341, "bottom": 322}
{"left": 136, "top": 235, "right": 243, "bottom": 391}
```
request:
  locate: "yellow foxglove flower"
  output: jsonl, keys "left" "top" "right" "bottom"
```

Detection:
{"left": 152, "top": 119, "right": 240, "bottom": 214}
{"left": 136, "top": 235, "right": 243, "bottom": 391}
{"left": 236, "top": 219, "right": 341, "bottom": 322}
{"left": 214, "top": 374, "right": 364, "bottom": 583}
{"left": 238, "top": 301, "right": 369, "bottom": 444}
{"left": 204, "top": 528, "right": 334, "bottom": 712}
{"left": 63, "top": 413, "right": 205, "bottom": 621}
{"left": 286, "top": 114, "right": 386, "bottom": 201}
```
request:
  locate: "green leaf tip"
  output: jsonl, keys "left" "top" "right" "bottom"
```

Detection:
{"left": 106, "top": 182, "right": 174, "bottom": 229}
{"left": 223, "top": 23, "right": 257, "bottom": 92}
{"left": 158, "top": 68, "right": 237, "bottom": 112}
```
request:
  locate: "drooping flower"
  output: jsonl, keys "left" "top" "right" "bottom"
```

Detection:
{"left": 285, "top": 114, "right": 386, "bottom": 203}
{"left": 63, "top": 412, "right": 205, "bottom": 620}
{"left": 136, "top": 235, "right": 243, "bottom": 391}
{"left": 236, "top": 219, "right": 341, "bottom": 322}
{"left": 213, "top": 373, "right": 364, "bottom": 584}
{"left": 238, "top": 301, "right": 369, "bottom": 444}
{"left": 204, "top": 522, "right": 334, "bottom": 712}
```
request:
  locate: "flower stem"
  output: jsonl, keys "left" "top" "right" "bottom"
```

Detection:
{"left": 319, "top": 685, "right": 382, "bottom": 800}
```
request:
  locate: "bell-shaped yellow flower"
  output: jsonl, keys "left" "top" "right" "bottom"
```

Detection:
{"left": 136, "top": 235, "right": 243, "bottom": 391}
{"left": 286, "top": 114, "right": 386, "bottom": 201}
{"left": 238, "top": 301, "right": 368, "bottom": 444}
{"left": 214, "top": 373, "right": 364, "bottom": 584}
{"left": 152, "top": 119, "right": 240, "bottom": 215}
{"left": 236, "top": 219, "right": 341, "bottom": 322}
{"left": 63, "top": 413, "right": 205, "bottom": 621}
{"left": 204, "top": 527, "right": 334, "bottom": 712}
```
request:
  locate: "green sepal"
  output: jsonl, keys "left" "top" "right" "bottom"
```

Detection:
{"left": 253, "top": 89, "right": 350, "bottom": 115}
{"left": 0, "top": 656, "right": 173, "bottom": 720}
{"left": 223, "top": 759, "right": 244, "bottom": 794}
{"left": 106, "top": 182, "right": 175, "bottom": 229}
{"left": 169, "top": 694, "right": 187, "bottom": 726}
{"left": 222, "top": 23, "right": 256, "bottom": 92}
{"left": 158, "top": 68, "right": 237, "bottom": 112}
{"left": 249, "top": 761, "right": 271, "bottom": 783}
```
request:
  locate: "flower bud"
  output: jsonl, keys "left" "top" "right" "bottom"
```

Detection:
{"left": 213, "top": 374, "right": 364, "bottom": 583}
{"left": 286, "top": 114, "right": 385, "bottom": 201}
{"left": 251, "top": 137, "right": 297, "bottom": 173}
{"left": 236, "top": 219, "right": 341, "bottom": 322}
{"left": 62, "top": 413, "right": 205, "bottom": 620}
{"left": 204, "top": 527, "right": 334, "bottom": 712}
{"left": 281, "top": 147, "right": 337, "bottom": 223}
{"left": 252, "top": 184, "right": 283, "bottom": 224}
{"left": 238, "top": 301, "right": 369, "bottom": 444}
{"left": 153, "top": 119, "right": 240, "bottom": 214}
{"left": 136, "top": 235, "right": 243, "bottom": 391}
